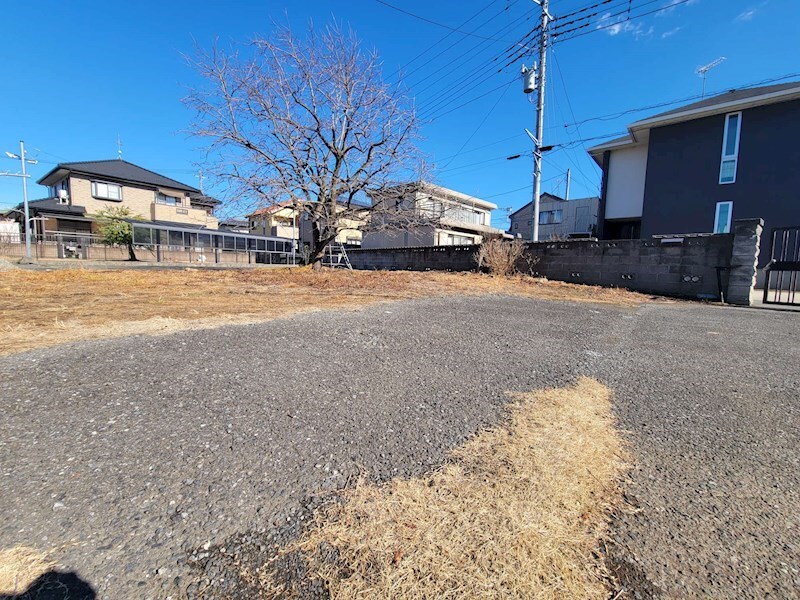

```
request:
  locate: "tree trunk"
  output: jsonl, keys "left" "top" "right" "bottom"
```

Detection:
{"left": 309, "top": 216, "right": 332, "bottom": 270}
{"left": 127, "top": 242, "right": 138, "bottom": 262}
{"left": 309, "top": 242, "right": 328, "bottom": 270}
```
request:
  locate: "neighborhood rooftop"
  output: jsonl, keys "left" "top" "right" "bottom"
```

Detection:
{"left": 641, "top": 81, "right": 800, "bottom": 121}
{"left": 589, "top": 80, "right": 800, "bottom": 155}
{"left": 38, "top": 159, "right": 200, "bottom": 194}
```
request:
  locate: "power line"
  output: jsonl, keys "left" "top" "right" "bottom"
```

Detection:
{"left": 403, "top": 0, "right": 522, "bottom": 90}
{"left": 372, "top": 0, "right": 519, "bottom": 43}
{"left": 556, "top": 0, "right": 617, "bottom": 21}
{"left": 413, "top": 17, "right": 536, "bottom": 117}
{"left": 553, "top": 0, "right": 695, "bottom": 42}
{"left": 434, "top": 133, "right": 526, "bottom": 163}
{"left": 550, "top": 48, "right": 601, "bottom": 188}
{"left": 562, "top": 72, "right": 800, "bottom": 129}
{"left": 554, "top": 131, "right": 629, "bottom": 149}
{"left": 440, "top": 79, "right": 516, "bottom": 169}
{"left": 385, "top": 0, "right": 500, "bottom": 82}
{"left": 484, "top": 185, "right": 530, "bottom": 198}
{"left": 436, "top": 131, "right": 628, "bottom": 176}
{"left": 550, "top": 0, "right": 634, "bottom": 33}
{"left": 499, "top": 0, "right": 681, "bottom": 70}
{"left": 478, "top": 173, "right": 564, "bottom": 200}
{"left": 420, "top": 77, "right": 516, "bottom": 122}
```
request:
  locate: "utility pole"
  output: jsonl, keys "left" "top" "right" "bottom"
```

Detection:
{"left": 2, "top": 141, "right": 36, "bottom": 259}
{"left": 20, "top": 141, "right": 30, "bottom": 259}
{"left": 565, "top": 168, "right": 571, "bottom": 201}
{"left": 528, "top": 0, "right": 551, "bottom": 242}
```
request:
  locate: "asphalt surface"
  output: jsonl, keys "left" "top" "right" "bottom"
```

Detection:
{"left": 0, "top": 296, "right": 798, "bottom": 599}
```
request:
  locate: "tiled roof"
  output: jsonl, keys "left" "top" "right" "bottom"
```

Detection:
{"left": 24, "top": 198, "right": 89, "bottom": 217}
{"left": 38, "top": 159, "right": 200, "bottom": 193}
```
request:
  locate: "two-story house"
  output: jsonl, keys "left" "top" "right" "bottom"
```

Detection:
{"left": 27, "top": 159, "right": 219, "bottom": 238}
{"left": 248, "top": 200, "right": 364, "bottom": 247}
{"left": 248, "top": 202, "right": 301, "bottom": 240}
{"left": 361, "top": 182, "right": 506, "bottom": 248}
{"left": 509, "top": 193, "right": 599, "bottom": 240}
{"left": 588, "top": 81, "right": 800, "bottom": 255}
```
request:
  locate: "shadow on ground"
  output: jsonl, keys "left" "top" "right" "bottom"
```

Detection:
{"left": 0, "top": 571, "right": 96, "bottom": 600}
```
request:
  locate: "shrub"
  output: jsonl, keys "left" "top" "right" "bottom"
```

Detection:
{"left": 474, "top": 238, "right": 534, "bottom": 277}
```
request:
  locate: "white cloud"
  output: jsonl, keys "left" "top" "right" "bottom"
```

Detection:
{"left": 661, "top": 26, "right": 682, "bottom": 38}
{"left": 736, "top": 8, "right": 757, "bottom": 21}
{"left": 658, "top": 0, "right": 698, "bottom": 16}
{"left": 598, "top": 13, "right": 652, "bottom": 38}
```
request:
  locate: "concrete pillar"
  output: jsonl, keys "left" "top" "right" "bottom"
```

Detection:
{"left": 726, "top": 218, "right": 763, "bottom": 306}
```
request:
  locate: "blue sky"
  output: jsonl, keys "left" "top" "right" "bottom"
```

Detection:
{"left": 1, "top": 0, "right": 796, "bottom": 229}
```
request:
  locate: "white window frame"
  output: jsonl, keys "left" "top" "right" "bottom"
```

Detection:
{"left": 719, "top": 111, "right": 742, "bottom": 185}
{"left": 714, "top": 201, "right": 733, "bottom": 234}
{"left": 91, "top": 180, "right": 123, "bottom": 201}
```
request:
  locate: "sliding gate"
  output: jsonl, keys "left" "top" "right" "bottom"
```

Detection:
{"left": 763, "top": 226, "right": 800, "bottom": 305}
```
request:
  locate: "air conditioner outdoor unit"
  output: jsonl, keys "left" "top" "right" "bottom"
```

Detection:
{"left": 57, "top": 189, "right": 69, "bottom": 203}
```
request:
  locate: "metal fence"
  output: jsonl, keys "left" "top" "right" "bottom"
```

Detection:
{"left": 763, "top": 225, "right": 800, "bottom": 305}
{"left": 0, "top": 233, "right": 299, "bottom": 266}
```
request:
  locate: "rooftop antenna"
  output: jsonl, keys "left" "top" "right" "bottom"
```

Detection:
{"left": 196, "top": 169, "right": 206, "bottom": 194}
{"left": 696, "top": 57, "right": 726, "bottom": 99}
{"left": 116, "top": 134, "right": 123, "bottom": 160}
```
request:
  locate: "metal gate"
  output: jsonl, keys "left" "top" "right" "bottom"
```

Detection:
{"left": 763, "top": 226, "right": 800, "bottom": 305}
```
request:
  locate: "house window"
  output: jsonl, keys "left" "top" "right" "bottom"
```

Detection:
{"left": 91, "top": 181, "right": 122, "bottom": 201}
{"left": 714, "top": 201, "right": 733, "bottom": 234}
{"left": 538, "top": 210, "right": 563, "bottom": 225}
{"left": 719, "top": 112, "right": 742, "bottom": 184}
{"left": 156, "top": 192, "right": 181, "bottom": 206}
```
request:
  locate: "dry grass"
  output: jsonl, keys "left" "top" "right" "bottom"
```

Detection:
{"left": 0, "top": 267, "right": 647, "bottom": 356}
{"left": 0, "top": 546, "right": 55, "bottom": 595}
{"left": 261, "top": 378, "right": 628, "bottom": 599}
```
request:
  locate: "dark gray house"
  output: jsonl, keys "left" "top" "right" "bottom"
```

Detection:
{"left": 588, "top": 81, "right": 800, "bottom": 264}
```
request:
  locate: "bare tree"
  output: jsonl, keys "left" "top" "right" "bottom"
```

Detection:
{"left": 185, "top": 22, "right": 425, "bottom": 267}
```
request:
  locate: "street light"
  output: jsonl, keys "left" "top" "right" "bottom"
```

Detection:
{"left": 2, "top": 141, "right": 38, "bottom": 259}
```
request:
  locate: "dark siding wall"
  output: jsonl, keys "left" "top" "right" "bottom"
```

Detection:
{"left": 641, "top": 98, "right": 800, "bottom": 264}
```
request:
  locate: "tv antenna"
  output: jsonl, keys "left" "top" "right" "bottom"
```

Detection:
{"left": 116, "top": 134, "right": 123, "bottom": 160}
{"left": 696, "top": 57, "right": 726, "bottom": 99}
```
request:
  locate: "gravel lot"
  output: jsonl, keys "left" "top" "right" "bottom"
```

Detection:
{"left": 1, "top": 296, "right": 798, "bottom": 598}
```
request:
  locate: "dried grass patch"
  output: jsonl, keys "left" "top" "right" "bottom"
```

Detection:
{"left": 262, "top": 378, "right": 628, "bottom": 599}
{"left": 0, "top": 268, "right": 647, "bottom": 356}
{"left": 0, "top": 546, "right": 55, "bottom": 595}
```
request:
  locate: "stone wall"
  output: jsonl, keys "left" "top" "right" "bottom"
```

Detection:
{"left": 348, "top": 219, "right": 764, "bottom": 305}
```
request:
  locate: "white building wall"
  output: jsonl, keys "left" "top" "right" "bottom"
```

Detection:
{"left": 605, "top": 144, "right": 648, "bottom": 219}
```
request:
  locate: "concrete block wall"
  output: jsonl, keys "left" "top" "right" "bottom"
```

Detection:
{"left": 348, "top": 219, "right": 763, "bottom": 305}
{"left": 725, "top": 218, "right": 763, "bottom": 305}
{"left": 349, "top": 245, "right": 478, "bottom": 271}
{"left": 522, "top": 235, "right": 733, "bottom": 301}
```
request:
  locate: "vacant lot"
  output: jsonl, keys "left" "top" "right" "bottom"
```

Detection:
{"left": 0, "top": 266, "right": 645, "bottom": 356}
{"left": 1, "top": 294, "right": 797, "bottom": 599}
